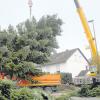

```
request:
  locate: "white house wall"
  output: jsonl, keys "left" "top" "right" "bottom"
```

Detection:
{"left": 42, "top": 63, "right": 65, "bottom": 73}
{"left": 41, "top": 50, "right": 88, "bottom": 78}
{"left": 64, "top": 50, "right": 88, "bottom": 77}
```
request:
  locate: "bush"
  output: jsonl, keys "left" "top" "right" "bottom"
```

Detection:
{"left": 0, "top": 79, "right": 54, "bottom": 100}
{"left": 11, "top": 88, "right": 36, "bottom": 100}
{"left": 89, "top": 87, "right": 100, "bottom": 97}
{"left": 61, "top": 73, "right": 72, "bottom": 84}
{"left": 78, "top": 85, "right": 100, "bottom": 97}
{"left": 0, "top": 94, "right": 7, "bottom": 100}
{"left": 11, "top": 87, "right": 54, "bottom": 100}
{"left": 32, "top": 88, "right": 55, "bottom": 100}
{"left": 78, "top": 85, "right": 90, "bottom": 97}
{"left": 0, "top": 79, "right": 16, "bottom": 99}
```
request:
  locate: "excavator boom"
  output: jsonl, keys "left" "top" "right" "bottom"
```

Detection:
{"left": 74, "top": 0, "right": 100, "bottom": 75}
{"left": 74, "top": 0, "right": 97, "bottom": 59}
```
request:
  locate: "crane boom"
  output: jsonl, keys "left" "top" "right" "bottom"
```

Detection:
{"left": 74, "top": 0, "right": 97, "bottom": 59}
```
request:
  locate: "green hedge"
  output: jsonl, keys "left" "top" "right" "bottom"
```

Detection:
{"left": 0, "top": 79, "right": 16, "bottom": 99}
{"left": 11, "top": 88, "right": 41, "bottom": 100}
{"left": 60, "top": 72, "right": 72, "bottom": 84}
{"left": 0, "top": 94, "right": 7, "bottom": 100}
{"left": 78, "top": 85, "right": 100, "bottom": 97}
{"left": 11, "top": 88, "right": 54, "bottom": 100}
{"left": 0, "top": 79, "right": 54, "bottom": 100}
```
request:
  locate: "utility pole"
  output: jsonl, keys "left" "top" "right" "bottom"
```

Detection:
{"left": 28, "top": 0, "right": 33, "bottom": 20}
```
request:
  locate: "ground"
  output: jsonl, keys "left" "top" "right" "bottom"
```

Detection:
{"left": 51, "top": 85, "right": 100, "bottom": 100}
{"left": 51, "top": 85, "right": 79, "bottom": 99}
{"left": 70, "top": 97, "right": 100, "bottom": 100}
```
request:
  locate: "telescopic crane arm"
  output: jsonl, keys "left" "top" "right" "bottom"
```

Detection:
{"left": 74, "top": 0, "right": 97, "bottom": 59}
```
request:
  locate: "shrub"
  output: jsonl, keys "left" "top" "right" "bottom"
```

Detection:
{"left": 0, "top": 79, "right": 54, "bottom": 100}
{"left": 32, "top": 88, "right": 55, "bottom": 100}
{"left": 78, "top": 85, "right": 100, "bottom": 97}
{"left": 78, "top": 85, "right": 90, "bottom": 97}
{"left": 0, "top": 79, "right": 16, "bottom": 99}
{"left": 11, "top": 88, "right": 36, "bottom": 100}
{"left": 61, "top": 73, "right": 72, "bottom": 84}
{"left": 11, "top": 87, "right": 54, "bottom": 100}
{"left": 0, "top": 94, "right": 7, "bottom": 100}
{"left": 89, "top": 86, "right": 100, "bottom": 97}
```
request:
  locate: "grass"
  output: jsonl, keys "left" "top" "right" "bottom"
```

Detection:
{"left": 55, "top": 89, "right": 78, "bottom": 100}
{"left": 53, "top": 85, "right": 80, "bottom": 100}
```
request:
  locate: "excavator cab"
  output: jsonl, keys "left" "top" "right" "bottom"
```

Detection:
{"left": 87, "top": 66, "right": 97, "bottom": 77}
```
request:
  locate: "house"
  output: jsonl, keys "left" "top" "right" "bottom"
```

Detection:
{"left": 73, "top": 69, "right": 92, "bottom": 85}
{"left": 41, "top": 48, "right": 89, "bottom": 78}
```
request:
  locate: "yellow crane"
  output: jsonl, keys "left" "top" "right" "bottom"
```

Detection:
{"left": 74, "top": 0, "right": 100, "bottom": 77}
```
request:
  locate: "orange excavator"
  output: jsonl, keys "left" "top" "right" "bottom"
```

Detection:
{"left": 74, "top": 0, "right": 100, "bottom": 84}
{"left": 0, "top": 72, "right": 61, "bottom": 88}
{"left": 17, "top": 74, "right": 61, "bottom": 87}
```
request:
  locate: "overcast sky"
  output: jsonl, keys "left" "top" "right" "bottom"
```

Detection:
{"left": 0, "top": 0, "right": 100, "bottom": 59}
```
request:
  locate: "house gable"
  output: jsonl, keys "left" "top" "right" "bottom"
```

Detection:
{"left": 41, "top": 48, "right": 89, "bottom": 77}
{"left": 64, "top": 50, "right": 89, "bottom": 77}
{"left": 44, "top": 48, "right": 79, "bottom": 66}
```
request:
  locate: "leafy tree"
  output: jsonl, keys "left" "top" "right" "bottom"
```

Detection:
{"left": 61, "top": 73, "right": 72, "bottom": 84}
{"left": 0, "top": 15, "right": 63, "bottom": 80}
{"left": 7, "top": 24, "right": 16, "bottom": 34}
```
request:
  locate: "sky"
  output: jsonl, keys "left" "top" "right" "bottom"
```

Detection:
{"left": 0, "top": 0, "right": 100, "bottom": 59}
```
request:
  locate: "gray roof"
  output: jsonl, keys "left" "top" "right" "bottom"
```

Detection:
{"left": 44, "top": 48, "right": 89, "bottom": 66}
{"left": 77, "top": 70, "right": 88, "bottom": 77}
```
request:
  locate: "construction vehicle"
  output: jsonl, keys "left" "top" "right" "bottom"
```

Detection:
{"left": 0, "top": 72, "right": 61, "bottom": 89}
{"left": 0, "top": 72, "right": 61, "bottom": 92}
{"left": 74, "top": 0, "right": 100, "bottom": 85}
{"left": 17, "top": 74, "right": 61, "bottom": 87}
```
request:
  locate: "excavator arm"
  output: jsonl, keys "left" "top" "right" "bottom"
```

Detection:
{"left": 74, "top": 0, "right": 97, "bottom": 58}
{"left": 74, "top": 0, "right": 99, "bottom": 75}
